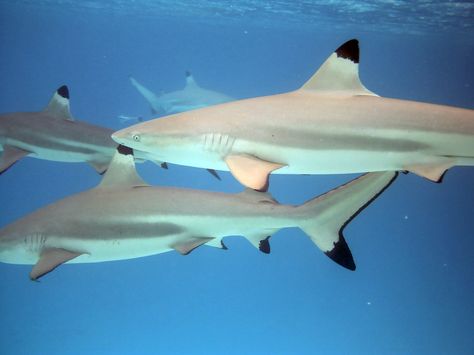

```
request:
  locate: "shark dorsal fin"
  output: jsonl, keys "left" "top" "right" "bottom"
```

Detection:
{"left": 300, "top": 39, "right": 377, "bottom": 96}
{"left": 184, "top": 70, "right": 199, "bottom": 88}
{"left": 44, "top": 85, "right": 74, "bottom": 121}
{"left": 98, "top": 146, "right": 149, "bottom": 188}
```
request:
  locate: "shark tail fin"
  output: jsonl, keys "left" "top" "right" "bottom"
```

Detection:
{"left": 298, "top": 172, "right": 398, "bottom": 270}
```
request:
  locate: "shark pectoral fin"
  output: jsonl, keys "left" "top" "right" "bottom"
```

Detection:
{"left": 207, "top": 168, "right": 221, "bottom": 180}
{"left": 172, "top": 237, "right": 214, "bottom": 255}
{"left": 246, "top": 233, "right": 273, "bottom": 254}
{"left": 0, "top": 145, "right": 31, "bottom": 174}
{"left": 30, "top": 248, "right": 83, "bottom": 281}
{"left": 406, "top": 162, "right": 453, "bottom": 183}
{"left": 205, "top": 238, "right": 228, "bottom": 250}
{"left": 225, "top": 154, "right": 285, "bottom": 191}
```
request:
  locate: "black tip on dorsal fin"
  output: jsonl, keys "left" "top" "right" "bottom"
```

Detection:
{"left": 259, "top": 236, "right": 271, "bottom": 254}
{"left": 336, "top": 39, "right": 359, "bottom": 64}
{"left": 57, "top": 85, "right": 69, "bottom": 99}
{"left": 185, "top": 70, "right": 192, "bottom": 78}
{"left": 324, "top": 235, "right": 356, "bottom": 271}
{"left": 117, "top": 144, "right": 134, "bottom": 156}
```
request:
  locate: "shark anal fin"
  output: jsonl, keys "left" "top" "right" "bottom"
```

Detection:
{"left": 0, "top": 145, "right": 31, "bottom": 174}
{"left": 172, "top": 237, "right": 214, "bottom": 255}
{"left": 207, "top": 168, "right": 221, "bottom": 181}
{"left": 405, "top": 162, "right": 453, "bottom": 183}
{"left": 246, "top": 233, "right": 273, "bottom": 254}
{"left": 225, "top": 154, "right": 284, "bottom": 191}
{"left": 30, "top": 248, "right": 83, "bottom": 281}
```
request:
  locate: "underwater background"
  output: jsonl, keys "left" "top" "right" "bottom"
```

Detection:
{"left": 1, "top": 1, "right": 473, "bottom": 354}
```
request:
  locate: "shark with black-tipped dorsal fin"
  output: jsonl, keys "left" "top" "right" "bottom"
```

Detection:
{"left": 0, "top": 85, "right": 163, "bottom": 174}
{"left": 129, "top": 71, "right": 234, "bottom": 116}
{"left": 0, "top": 146, "right": 397, "bottom": 280}
{"left": 114, "top": 39, "right": 474, "bottom": 191}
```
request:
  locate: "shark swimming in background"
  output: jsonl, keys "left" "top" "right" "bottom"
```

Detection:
{"left": 129, "top": 71, "right": 234, "bottom": 116}
{"left": 0, "top": 146, "right": 397, "bottom": 280}
{"left": 0, "top": 85, "right": 163, "bottom": 175}
{"left": 114, "top": 39, "right": 474, "bottom": 191}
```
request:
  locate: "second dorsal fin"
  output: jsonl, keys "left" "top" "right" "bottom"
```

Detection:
{"left": 300, "top": 39, "right": 377, "bottom": 96}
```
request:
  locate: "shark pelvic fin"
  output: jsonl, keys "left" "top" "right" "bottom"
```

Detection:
{"left": 172, "top": 237, "right": 214, "bottom": 255}
{"left": 225, "top": 154, "right": 285, "bottom": 191}
{"left": 0, "top": 145, "right": 31, "bottom": 174}
{"left": 405, "top": 162, "right": 453, "bottom": 183}
{"left": 98, "top": 146, "right": 148, "bottom": 188}
{"left": 207, "top": 168, "right": 221, "bottom": 180}
{"left": 30, "top": 248, "right": 83, "bottom": 281}
{"left": 205, "top": 238, "right": 228, "bottom": 250}
{"left": 301, "top": 39, "right": 377, "bottom": 96}
{"left": 299, "top": 172, "right": 398, "bottom": 270}
{"left": 44, "top": 85, "right": 74, "bottom": 121}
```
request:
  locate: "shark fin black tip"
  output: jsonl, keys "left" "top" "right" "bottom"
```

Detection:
{"left": 336, "top": 39, "right": 359, "bottom": 63}
{"left": 259, "top": 236, "right": 271, "bottom": 254}
{"left": 185, "top": 70, "right": 192, "bottom": 77}
{"left": 221, "top": 240, "right": 228, "bottom": 250}
{"left": 117, "top": 145, "right": 134, "bottom": 156}
{"left": 325, "top": 235, "right": 356, "bottom": 271}
{"left": 57, "top": 85, "right": 69, "bottom": 99}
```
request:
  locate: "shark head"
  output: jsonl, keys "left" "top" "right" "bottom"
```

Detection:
{"left": 111, "top": 116, "right": 215, "bottom": 167}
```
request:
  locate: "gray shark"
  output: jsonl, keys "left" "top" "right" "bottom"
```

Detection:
{"left": 0, "top": 85, "right": 161, "bottom": 174}
{"left": 130, "top": 71, "right": 234, "bottom": 116}
{"left": 113, "top": 39, "right": 474, "bottom": 191}
{"left": 0, "top": 146, "right": 397, "bottom": 280}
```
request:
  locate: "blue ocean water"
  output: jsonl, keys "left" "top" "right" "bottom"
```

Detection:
{"left": 0, "top": 1, "right": 473, "bottom": 354}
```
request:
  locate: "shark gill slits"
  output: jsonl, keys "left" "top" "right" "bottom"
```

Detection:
{"left": 324, "top": 235, "right": 356, "bottom": 271}
{"left": 117, "top": 144, "right": 134, "bottom": 156}
{"left": 335, "top": 39, "right": 359, "bottom": 64}
{"left": 259, "top": 236, "right": 271, "bottom": 254}
{"left": 57, "top": 85, "right": 70, "bottom": 99}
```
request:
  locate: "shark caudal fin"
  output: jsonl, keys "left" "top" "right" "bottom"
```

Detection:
{"left": 129, "top": 76, "right": 161, "bottom": 114}
{"left": 300, "top": 39, "right": 377, "bottom": 96}
{"left": 298, "top": 172, "right": 398, "bottom": 270}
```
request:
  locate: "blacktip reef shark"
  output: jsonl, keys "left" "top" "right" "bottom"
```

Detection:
{"left": 0, "top": 85, "right": 164, "bottom": 175}
{"left": 0, "top": 146, "right": 397, "bottom": 280}
{"left": 113, "top": 39, "right": 474, "bottom": 191}
{"left": 129, "top": 70, "right": 234, "bottom": 116}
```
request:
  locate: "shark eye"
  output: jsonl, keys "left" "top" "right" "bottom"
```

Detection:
{"left": 132, "top": 134, "right": 141, "bottom": 142}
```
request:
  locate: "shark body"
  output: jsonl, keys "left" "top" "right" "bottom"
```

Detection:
{"left": 0, "top": 86, "right": 157, "bottom": 175}
{"left": 0, "top": 147, "right": 396, "bottom": 280}
{"left": 114, "top": 40, "right": 474, "bottom": 190}
{"left": 130, "top": 71, "right": 234, "bottom": 116}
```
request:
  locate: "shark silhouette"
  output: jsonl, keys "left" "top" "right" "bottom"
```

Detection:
{"left": 129, "top": 71, "right": 234, "bottom": 116}
{"left": 0, "top": 146, "right": 397, "bottom": 280}
{"left": 114, "top": 39, "right": 474, "bottom": 191}
{"left": 0, "top": 85, "right": 162, "bottom": 175}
